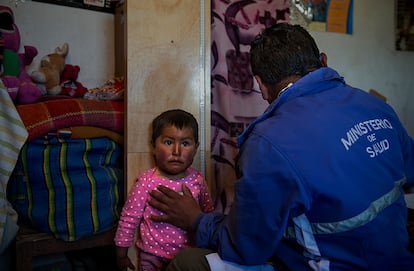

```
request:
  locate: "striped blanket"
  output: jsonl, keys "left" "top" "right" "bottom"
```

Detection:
{"left": 0, "top": 83, "right": 28, "bottom": 253}
{"left": 8, "top": 136, "right": 122, "bottom": 241}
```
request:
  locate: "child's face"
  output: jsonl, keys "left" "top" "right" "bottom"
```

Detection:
{"left": 153, "top": 125, "right": 199, "bottom": 178}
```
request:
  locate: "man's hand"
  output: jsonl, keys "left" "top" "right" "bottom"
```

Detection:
{"left": 149, "top": 184, "right": 202, "bottom": 230}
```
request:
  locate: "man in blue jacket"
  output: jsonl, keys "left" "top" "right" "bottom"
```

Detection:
{"left": 149, "top": 23, "right": 414, "bottom": 270}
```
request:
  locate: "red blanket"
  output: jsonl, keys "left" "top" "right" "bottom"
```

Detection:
{"left": 16, "top": 98, "right": 124, "bottom": 141}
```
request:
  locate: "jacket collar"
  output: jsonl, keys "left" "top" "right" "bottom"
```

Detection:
{"left": 237, "top": 67, "right": 345, "bottom": 146}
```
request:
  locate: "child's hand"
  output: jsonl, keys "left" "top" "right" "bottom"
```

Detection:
{"left": 117, "top": 255, "right": 135, "bottom": 270}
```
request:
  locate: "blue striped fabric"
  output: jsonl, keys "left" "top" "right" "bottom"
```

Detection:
{"left": 7, "top": 136, "right": 123, "bottom": 241}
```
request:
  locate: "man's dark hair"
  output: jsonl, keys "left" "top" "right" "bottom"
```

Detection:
{"left": 250, "top": 23, "right": 322, "bottom": 86}
{"left": 151, "top": 109, "right": 199, "bottom": 146}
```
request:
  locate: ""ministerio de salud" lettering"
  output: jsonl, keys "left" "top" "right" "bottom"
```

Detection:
{"left": 341, "top": 119, "right": 393, "bottom": 151}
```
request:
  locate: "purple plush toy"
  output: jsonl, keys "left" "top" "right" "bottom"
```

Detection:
{"left": 0, "top": 5, "right": 42, "bottom": 104}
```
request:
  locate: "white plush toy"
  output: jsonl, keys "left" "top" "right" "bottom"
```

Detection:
{"left": 31, "top": 43, "right": 69, "bottom": 95}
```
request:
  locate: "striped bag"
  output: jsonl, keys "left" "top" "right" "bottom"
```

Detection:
{"left": 7, "top": 136, "right": 123, "bottom": 241}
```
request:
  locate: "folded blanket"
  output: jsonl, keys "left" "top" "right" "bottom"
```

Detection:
{"left": 16, "top": 98, "right": 124, "bottom": 141}
{"left": 0, "top": 83, "right": 28, "bottom": 253}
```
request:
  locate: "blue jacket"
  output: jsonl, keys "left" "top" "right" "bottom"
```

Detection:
{"left": 195, "top": 67, "right": 414, "bottom": 270}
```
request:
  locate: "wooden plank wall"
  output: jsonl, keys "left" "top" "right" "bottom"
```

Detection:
{"left": 125, "top": 1, "right": 210, "bottom": 267}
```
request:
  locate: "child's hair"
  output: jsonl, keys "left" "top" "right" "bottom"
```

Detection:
{"left": 151, "top": 109, "right": 199, "bottom": 147}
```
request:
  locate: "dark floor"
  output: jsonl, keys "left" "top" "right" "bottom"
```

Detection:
{"left": 4, "top": 242, "right": 118, "bottom": 271}
{"left": 65, "top": 245, "right": 118, "bottom": 271}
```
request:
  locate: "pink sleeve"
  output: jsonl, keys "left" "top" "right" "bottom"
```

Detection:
{"left": 114, "top": 175, "right": 148, "bottom": 247}
{"left": 198, "top": 178, "right": 215, "bottom": 213}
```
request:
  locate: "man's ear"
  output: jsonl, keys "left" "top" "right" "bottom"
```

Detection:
{"left": 255, "top": 75, "right": 264, "bottom": 88}
{"left": 320, "top": 52, "right": 328, "bottom": 67}
{"left": 255, "top": 75, "right": 269, "bottom": 100}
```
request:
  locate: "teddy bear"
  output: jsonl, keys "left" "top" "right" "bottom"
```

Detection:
{"left": 60, "top": 64, "right": 87, "bottom": 97}
{"left": 31, "top": 43, "right": 69, "bottom": 96}
{"left": 0, "top": 5, "right": 42, "bottom": 104}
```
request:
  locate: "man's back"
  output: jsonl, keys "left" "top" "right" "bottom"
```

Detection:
{"left": 236, "top": 67, "right": 414, "bottom": 270}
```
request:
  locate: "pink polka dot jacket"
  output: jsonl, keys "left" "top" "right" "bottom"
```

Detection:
{"left": 114, "top": 167, "right": 214, "bottom": 260}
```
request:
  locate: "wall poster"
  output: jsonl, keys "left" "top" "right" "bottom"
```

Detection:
{"left": 396, "top": 0, "right": 414, "bottom": 51}
{"left": 32, "top": 0, "right": 117, "bottom": 13}
{"left": 291, "top": 0, "right": 353, "bottom": 34}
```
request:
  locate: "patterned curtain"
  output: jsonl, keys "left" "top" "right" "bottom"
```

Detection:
{"left": 210, "top": 0, "right": 291, "bottom": 213}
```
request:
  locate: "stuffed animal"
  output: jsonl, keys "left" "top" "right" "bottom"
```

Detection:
{"left": 31, "top": 43, "right": 69, "bottom": 96}
{"left": 0, "top": 5, "right": 42, "bottom": 104}
{"left": 60, "top": 64, "right": 87, "bottom": 97}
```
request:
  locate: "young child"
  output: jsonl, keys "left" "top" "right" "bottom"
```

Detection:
{"left": 114, "top": 109, "right": 214, "bottom": 271}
